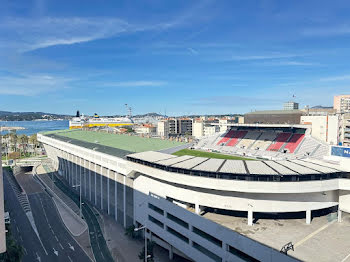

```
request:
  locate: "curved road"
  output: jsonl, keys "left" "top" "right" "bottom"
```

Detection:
{"left": 3, "top": 169, "right": 91, "bottom": 262}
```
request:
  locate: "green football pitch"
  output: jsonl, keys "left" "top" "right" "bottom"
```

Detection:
{"left": 173, "top": 149, "right": 253, "bottom": 160}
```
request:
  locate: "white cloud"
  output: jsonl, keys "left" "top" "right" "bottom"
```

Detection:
{"left": 0, "top": 74, "right": 72, "bottom": 95}
{"left": 320, "top": 74, "right": 350, "bottom": 81}
{"left": 228, "top": 53, "right": 300, "bottom": 61}
{"left": 0, "top": 16, "right": 181, "bottom": 53}
{"left": 103, "top": 81, "right": 167, "bottom": 87}
{"left": 302, "top": 25, "right": 350, "bottom": 36}
{"left": 257, "top": 60, "right": 317, "bottom": 66}
{"left": 0, "top": 17, "right": 131, "bottom": 52}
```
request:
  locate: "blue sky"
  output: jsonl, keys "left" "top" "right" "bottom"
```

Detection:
{"left": 1, "top": 0, "right": 350, "bottom": 116}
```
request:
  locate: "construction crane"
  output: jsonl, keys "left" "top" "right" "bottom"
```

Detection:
{"left": 125, "top": 104, "right": 132, "bottom": 118}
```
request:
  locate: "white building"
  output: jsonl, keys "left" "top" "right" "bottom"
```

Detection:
{"left": 204, "top": 125, "right": 219, "bottom": 137}
{"left": 134, "top": 124, "right": 156, "bottom": 136}
{"left": 301, "top": 115, "right": 340, "bottom": 145}
{"left": 283, "top": 101, "right": 299, "bottom": 110}
{"left": 192, "top": 122, "right": 204, "bottom": 138}
{"left": 157, "top": 120, "right": 169, "bottom": 137}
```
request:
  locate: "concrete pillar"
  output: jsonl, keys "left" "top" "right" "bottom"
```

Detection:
{"left": 100, "top": 166, "right": 103, "bottom": 210}
{"left": 107, "top": 169, "right": 110, "bottom": 215}
{"left": 306, "top": 210, "right": 311, "bottom": 225}
{"left": 248, "top": 210, "right": 253, "bottom": 226}
{"left": 75, "top": 157, "right": 78, "bottom": 189}
{"left": 195, "top": 203, "right": 201, "bottom": 215}
{"left": 79, "top": 158, "right": 82, "bottom": 188}
{"left": 70, "top": 154, "right": 73, "bottom": 186}
{"left": 94, "top": 163, "right": 97, "bottom": 205}
{"left": 89, "top": 161, "right": 92, "bottom": 202}
{"left": 115, "top": 172, "right": 118, "bottom": 222}
{"left": 123, "top": 175, "right": 127, "bottom": 228}
{"left": 65, "top": 153, "right": 68, "bottom": 180}
{"left": 169, "top": 245, "right": 174, "bottom": 260}
{"left": 84, "top": 160, "right": 87, "bottom": 198}
{"left": 338, "top": 209, "right": 342, "bottom": 223}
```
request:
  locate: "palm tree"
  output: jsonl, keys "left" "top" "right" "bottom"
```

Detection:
{"left": 9, "top": 132, "right": 18, "bottom": 153}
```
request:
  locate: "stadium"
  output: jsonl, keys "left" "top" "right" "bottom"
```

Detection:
{"left": 38, "top": 127, "right": 350, "bottom": 262}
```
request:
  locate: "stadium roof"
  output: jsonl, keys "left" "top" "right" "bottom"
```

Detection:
{"left": 245, "top": 110, "right": 305, "bottom": 115}
{"left": 127, "top": 151, "right": 347, "bottom": 179}
{"left": 44, "top": 130, "right": 185, "bottom": 158}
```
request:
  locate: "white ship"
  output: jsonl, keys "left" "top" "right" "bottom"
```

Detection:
{"left": 69, "top": 113, "right": 133, "bottom": 129}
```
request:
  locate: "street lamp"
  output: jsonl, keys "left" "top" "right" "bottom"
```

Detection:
{"left": 72, "top": 183, "right": 83, "bottom": 218}
{"left": 134, "top": 225, "right": 151, "bottom": 261}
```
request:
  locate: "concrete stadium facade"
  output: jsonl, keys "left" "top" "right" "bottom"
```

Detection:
{"left": 38, "top": 133, "right": 350, "bottom": 262}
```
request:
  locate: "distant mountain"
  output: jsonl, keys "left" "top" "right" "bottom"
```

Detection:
{"left": 0, "top": 111, "right": 71, "bottom": 121}
{"left": 310, "top": 105, "right": 333, "bottom": 109}
{"left": 133, "top": 112, "right": 165, "bottom": 118}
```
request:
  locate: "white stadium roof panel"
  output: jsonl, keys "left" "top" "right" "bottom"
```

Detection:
{"left": 290, "top": 160, "right": 339, "bottom": 173}
{"left": 172, "top": 157, "right": 208, "bottom": 169}
{"left": 278, "top": 160, "right": 320, "bottom": 174}
{"left": 193, "top": 158, "right": 225, "bottom": 172}
{"left": 304, "top": 159, "right": 343, "bottom": 171}
{"left": 128, "top": 151, "right": 177, "bottom": 162}
{"left": 157, "top": 155, "right": 194, "bottom": 166}
{"left": 219, "top": 160, "right": 246, "bottom": 174}
{"left": 246, "top": 161, "right": 278, "bottom": 175}
{"left": 264, "top": 161, "right": 298, "bottom": 175}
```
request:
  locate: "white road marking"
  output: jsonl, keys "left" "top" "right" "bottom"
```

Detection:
{"left": 54, "top": 235, "right": 59, "bottom": 242}
{"left": 53, "top": 248, "right": 59, "bottom": 256}
{"left": 341, "top": 252, "right": 350, "bottom": 262}
{"left": 295, "top": 220, "right": 336, "bottom": 248}
{"left": 35, "top": 252, "right": 41, "bottom": 262}
{"left": 68, "top": 243, "right": 75, "bottom": 251}
{"left": 67, "top": 255, "right": 73, "bottom": 262}
{"left": 59, "top": 243, "right": 64, "bottom": 250}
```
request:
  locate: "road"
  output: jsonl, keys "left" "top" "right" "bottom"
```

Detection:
{"left": 48, "top": 170, "right": 114, "bottom": 262}
{"left": 3, "top": 168, "right": 92, "bottom": 262}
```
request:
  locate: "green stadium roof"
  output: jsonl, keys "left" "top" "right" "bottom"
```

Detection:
{"left": 44, "top": 130, "right": 185, "bottom": 158}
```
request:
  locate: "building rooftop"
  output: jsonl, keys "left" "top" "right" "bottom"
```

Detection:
{"left": 245, "top": 110, "right": 305, "bottom": 115}
{"left": 203, "top": 211, "right": 350, "bottom": 262}
{"left": 43, "top": 130, "right": 185, "bottom": 158}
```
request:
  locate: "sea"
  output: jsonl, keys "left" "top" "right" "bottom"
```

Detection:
{"left": 0, "top": 120, "right": 69, "bottom": 136}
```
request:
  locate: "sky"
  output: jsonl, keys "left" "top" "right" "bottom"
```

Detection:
{"left": 1, "top": 0, "right": 350, "bottom": 116}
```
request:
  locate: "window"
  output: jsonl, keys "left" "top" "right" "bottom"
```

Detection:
{"left": 167, "top": 213, "right": 189, "bottom": 229}
{"left": 227, "top": 245, "right": 259, "bottom": 262}
{"left": 148, "top": 203, "right": 164, "bottom": 215}
{"left": 192, "top": 227, "right": 222, "bottom": 247}
{"left": 148, "top": 215, "right": 164, "bottom": 228}
{"left": 192, "top": 241, "right": 222, "bottom": 262}
{"left": 166, "top": 226, "right": 189, "bottom": 243}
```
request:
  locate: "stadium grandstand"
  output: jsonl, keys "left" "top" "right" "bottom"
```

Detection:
{"left": 194, "top": 125, "right": 329, "bottom": 161}
{"left": 38, "top": 128, "right": 350, "bottom": 262}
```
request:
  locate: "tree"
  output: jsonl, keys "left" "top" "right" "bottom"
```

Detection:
{"left": 9, "top": 132, "right": 18, "bottom": 153}
{"left": 18, "top": 135, "right": 28, "bottom": 156}
{"left": 124, "top": 225, "right": 136, "bottom": 238}
{"left": 0, "top": 225, "right": 24, "bottom": 262}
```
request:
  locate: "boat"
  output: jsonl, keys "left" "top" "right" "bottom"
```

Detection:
{"left": 69, "top": 113, "right": 133, "bottom": 129}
